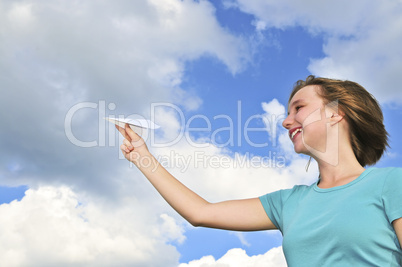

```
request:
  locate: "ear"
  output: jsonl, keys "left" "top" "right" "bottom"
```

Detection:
{"left": 329, "top": 113, "right": 344, "bottom": 126}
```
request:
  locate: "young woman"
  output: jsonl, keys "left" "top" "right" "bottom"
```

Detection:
{"left": 116, "top": 76, "right": 402, "bottom": 266}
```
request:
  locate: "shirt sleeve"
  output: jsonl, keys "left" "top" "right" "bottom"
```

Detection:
{"left": 259, "top": 188, "right": 294, "bottom": 232}
{"left": 382, "top": 167, "right": 402, "bottom": 224}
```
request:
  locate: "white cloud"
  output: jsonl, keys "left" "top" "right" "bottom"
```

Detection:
{"left": 0, "top": 186, "right": 182, "bottom": 266}
{"left": 261, "top": 99, "right": 287, "bottom": 147}
{"left": 0, "top": 1, "right": 254, "bottom": 265}
{"left": 308, "top": 22, "right": 402, "bottom": 103}
{"left": 158, "top": 213, "right": 187, "bottom": 244}
{"left": 226, "top": 0, "right": 379, "bottom": 35}
{"left": 0, "top": 0, "right": 249, "bottom": 189}
{"left": 179, "top": 247, "right": 286, "bottom": 267}
{"left": 262, "top": 99, "right": 286, "bottom": 117}
{"left": 231, "top": 232, "right": 251, "bottom": 247}
{"left": 228, "top": 0, "right": 402, "bottom": 104}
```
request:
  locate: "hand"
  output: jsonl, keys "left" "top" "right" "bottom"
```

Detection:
{"left": 116, "top": 123, "right": 151, "bottom": 166}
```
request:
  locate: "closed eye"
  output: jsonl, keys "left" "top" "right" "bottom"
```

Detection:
{"left": 295, "top": 105, "right": 303, "bottom": 112}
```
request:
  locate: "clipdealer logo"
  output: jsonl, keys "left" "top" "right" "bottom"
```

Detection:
{"left": 64, "top": 101, "right": 286, "bottom": 149}
{"left": 63, "top": 100, "right": 288, "bottom": 169}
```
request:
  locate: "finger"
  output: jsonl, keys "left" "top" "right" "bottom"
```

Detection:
{"left": 124, "top": 124, "right": 146, "bottom": 147}
{"left": 123, "top": 139, "right": 134, "bottom": 151}
{"left": 124, "top": 123, "right": 142, "bottom": 142}
{"left": 120, "top": 144, "right": 129, "bottom": 155}
{"left": 116, "top": 124, "right": 132, "bottom": 142}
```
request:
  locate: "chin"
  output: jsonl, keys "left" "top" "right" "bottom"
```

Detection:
{"left": 293, "top": 144, "right": 308, "bottom": 155}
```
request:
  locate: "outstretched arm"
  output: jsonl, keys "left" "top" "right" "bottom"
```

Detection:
{"left": 116, "top": 124, "right": 276, "bottom": 231}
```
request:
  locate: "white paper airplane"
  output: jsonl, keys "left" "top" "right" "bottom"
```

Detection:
{"left": 105, "top": 117, "right": 160, "bottom": 136}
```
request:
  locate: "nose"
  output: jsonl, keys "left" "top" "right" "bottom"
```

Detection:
{"left": 282, "top": 113, "right": 293, "bottom": 130}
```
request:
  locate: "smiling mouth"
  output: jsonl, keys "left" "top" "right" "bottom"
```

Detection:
{"left": 290, "top": 128, "right": 303, "bottom": 140}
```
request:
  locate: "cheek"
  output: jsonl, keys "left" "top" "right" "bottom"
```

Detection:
{"left": 302, "top": 113, "right": 327, "bottom": 149}
{"left": 305, "top": 121, "right": 326, "bottom": 136}
{"left": 300, "top": 107, "right": 322, "bottom": 127}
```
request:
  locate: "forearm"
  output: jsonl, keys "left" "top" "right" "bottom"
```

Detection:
{"left": 135, "top": 152, "right": 208, "bottom": 226}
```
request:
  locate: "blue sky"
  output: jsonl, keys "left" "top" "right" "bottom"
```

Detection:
{"left": 1, "top": 0, "right": 402, "bottom": 266}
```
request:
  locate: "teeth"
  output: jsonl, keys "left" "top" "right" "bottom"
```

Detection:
{"left": 291, "top": 128, "right": 302, "bottom": 139}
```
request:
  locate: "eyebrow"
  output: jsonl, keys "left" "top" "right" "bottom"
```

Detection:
{"left": 287, "top": 99, "right": 305, "bottom": 115}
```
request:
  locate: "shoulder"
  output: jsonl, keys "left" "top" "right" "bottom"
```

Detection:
{"left": 375, "top": 167, "right": 402, "bottom": 223}
{"left": 368, "top": 167, "right": 402, "bottom": 176}
{"left": 366, "top": 167, "right": 402, "bottom": 182}
{"left": 260, "top": 183, "right": 314, "bottom": 203}
{"left": 380, "top": 167, "right": 402, "bottom": 185}
{"left": 365, "top": 167, "right": 402, "bottom": 195}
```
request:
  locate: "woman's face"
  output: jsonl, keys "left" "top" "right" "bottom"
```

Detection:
{"left": 282, "top": 85, "right": 331, "bottom": 156}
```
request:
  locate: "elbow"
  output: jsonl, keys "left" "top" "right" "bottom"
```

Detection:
{"left": 187, "top": 214, "right": 204, "bottom": 227}
{"left": 189, "top": 221, "right": 202, "bottom": 227}
{"left": 185, "top": 205, "right": 210, "bottom": 228}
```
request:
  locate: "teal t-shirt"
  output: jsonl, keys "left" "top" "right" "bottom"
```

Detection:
{"left": 259, "top": 167, "right": 402, "bottom": 266}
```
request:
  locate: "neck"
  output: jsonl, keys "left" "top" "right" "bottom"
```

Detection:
{"left": 313, "top": 141, "right": 365, "bottom": 188}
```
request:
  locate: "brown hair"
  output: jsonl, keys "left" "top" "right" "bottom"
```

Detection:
{"left": 290, "top": 75, "right": 389, "bottom": 166}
